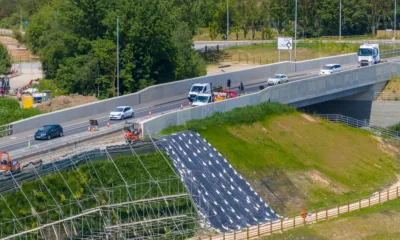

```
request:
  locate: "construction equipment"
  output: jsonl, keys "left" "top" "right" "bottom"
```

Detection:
{"left": 0, "top": 152, "right": 21, "bottom": 174}
{"left": 122, "top": 121, "right": 142, "bottom": 144}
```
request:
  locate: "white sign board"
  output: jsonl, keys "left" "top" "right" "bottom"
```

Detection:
{"left": 277, "top": 37, "right": 293, "bottom": 50}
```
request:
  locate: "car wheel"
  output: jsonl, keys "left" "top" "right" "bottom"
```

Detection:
{"left": 47, "top": 135, "right": 51, "bottom": 140}
{"left": 121, "top": 115, "right": 124, "bottom": 120}
{"left": 130, "top": 112, "right": 133, "bottom": 118}
{"left": 60, "top": 132, "right": 63, "bottom": 137}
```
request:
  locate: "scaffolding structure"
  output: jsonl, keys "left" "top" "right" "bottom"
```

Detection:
{"left": 0, "top": 139, "right": 201, "bottom": 240}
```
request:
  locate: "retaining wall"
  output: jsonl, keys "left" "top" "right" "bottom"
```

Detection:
{"left": 142, "top": 62, "right": 398, "bottom": 135}
{"left": 370, "top": 101, "right": 400, "bottom": 127}
{"left": 10, "top": 54, "right": 359, "bottom": 134}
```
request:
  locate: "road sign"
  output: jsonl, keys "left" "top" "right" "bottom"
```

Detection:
{"left": 278, "top": 37, "right": 293, "bottom": 50}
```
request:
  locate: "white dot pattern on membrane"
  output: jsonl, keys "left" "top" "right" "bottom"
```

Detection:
{"left": 161, "top": 130, "right": 279, "bottom": 232}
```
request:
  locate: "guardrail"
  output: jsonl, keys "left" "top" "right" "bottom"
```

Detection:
{"left": 0, "top": 124, "right": 13, "bottom": 137}
{"left": 315, "top": 114, "right": 400, "bottom": 141}
{"left": 380, "top": 48, "right": 400, "bottom": 57}
{"left": 374, "top": 92, "right": 400, "bottom": 100}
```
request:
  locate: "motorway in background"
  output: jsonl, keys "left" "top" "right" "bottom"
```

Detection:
{"left": 0, "top": 58, "right": 397, "bottom": 156}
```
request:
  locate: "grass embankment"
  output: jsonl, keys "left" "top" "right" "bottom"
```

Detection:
{"left": 382, "top": 76, "right": 400, "bottom": 93}
{"left": 389, "top": 122, "right": 400, "bottom": 132}
{"left": 0, "top": 153, "right": 193, "bottom": 238}
{"left": 162, "top": 102, "right": 400, "bottom": 216}
{"left": 262, "top": 197, "right": 400, "bottom": 240}
{"left": 0, "top": 98, "right": 41, "bottom": 125}
{"left": 217, "top": 42, "right": 394, "bottom": 63}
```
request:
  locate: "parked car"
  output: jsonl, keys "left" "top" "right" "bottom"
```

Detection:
{"left": 267, "top": 74, "right": 289, "bottom": 86}
{"left": 109, "top": 106, "right": 134, "bottom": 120}
{"left": 319, "top": 64, "right": 342, "bottom": 75}
{"left": 34, "top": 124, "right": 63, "bottom": 140}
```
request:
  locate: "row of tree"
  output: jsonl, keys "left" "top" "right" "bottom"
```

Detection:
{"left": 22, "top": 0, "right": 206, "bottom": 97}
{"left": 0, "top": 0, "right": 398, "bottom": 96}
{"left": 201, "top": 0, "right": 398, "bottom": 39}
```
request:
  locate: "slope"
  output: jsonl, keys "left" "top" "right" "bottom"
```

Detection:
{"left": 162, "top": 103, "right": 400, "bottom": 216}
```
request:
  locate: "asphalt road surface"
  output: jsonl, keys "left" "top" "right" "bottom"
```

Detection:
{"left": 0, "top": 59, "right": 396, "bottom": 157}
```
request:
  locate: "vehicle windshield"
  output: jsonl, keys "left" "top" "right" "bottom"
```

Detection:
{"left": 112, "top": 107, "right": 124, "bottom": 112}
{"left": 190, "top": 86, "right": 204, "bottom": 93}
{"left": 322, "top": 65, "right": 334, "bottom": 70}
{"left": 38, "top": 126, "right": 52, "bottom": 131}
{"left": 194, "top": 96, "right": 209, "bottom": 103}
{"left": 271, "top": 75, "right": 281, "bottom": 79}
{"left": 358, "top": 48, "right": 372, "bottom": 56}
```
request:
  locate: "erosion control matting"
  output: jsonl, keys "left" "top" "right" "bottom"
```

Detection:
{"left": 159, "top": 131, "right": 280, "bottom": 232}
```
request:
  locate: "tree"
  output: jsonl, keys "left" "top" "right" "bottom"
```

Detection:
{"left": 270, "top": 0, "right": 289, "bottom": 35}
{"left": 0, "top": 43, "right": 11, "bottom": 75}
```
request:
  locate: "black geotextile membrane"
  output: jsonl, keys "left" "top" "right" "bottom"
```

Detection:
{"left": 159, "top": 131, "right": 281, "bottom": 232}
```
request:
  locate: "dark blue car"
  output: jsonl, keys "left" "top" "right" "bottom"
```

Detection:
{"left": 34, "top": 124, "right": 64, "bottom": 140}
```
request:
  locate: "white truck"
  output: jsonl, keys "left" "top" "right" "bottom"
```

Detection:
{"left": 358, "top": 44, "right": 380, "bottom": 67}
{"left": 188, "top": 83, "right": 212, "bottom": 102}
{"left": 191, "top": 93, "right": 214, "bottom": 107}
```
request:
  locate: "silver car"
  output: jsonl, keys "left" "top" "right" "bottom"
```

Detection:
{"left": 109, "top": 106, "right": 134, "bottom": 120}
{"left": 267, "top": 74, "right": 289, "bottom": 86}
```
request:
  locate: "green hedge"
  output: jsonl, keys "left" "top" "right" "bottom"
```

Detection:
{"left": 162, "top": 102, "right": 296, "bottom": 134}
{"left": 0, "top": 98, "right": 42, "bottom": 126}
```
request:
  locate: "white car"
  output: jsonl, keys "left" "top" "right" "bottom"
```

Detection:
{"left": 319, "top": 64, "right": 342, "bottom": 75}
{"left": 109, "top": 106, "right": 134, "bottom": 120}
{"left": 267, "top": 74, "right": 288, "bottom": 86}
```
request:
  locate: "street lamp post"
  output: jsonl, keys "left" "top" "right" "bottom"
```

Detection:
{"left": 117, "top": 16, "right": 120, "bottom": 97}
{"left": 339, "top": 0, "right": 342, "bottom": 41}
{"left": 227, "top": 0, "right": 229, "bottom": 40}
{"left": 294, "top": 0, "right": 297, "bottom": 62}
{"left": 395, "top": 0, "right": 397, "bottom": 45}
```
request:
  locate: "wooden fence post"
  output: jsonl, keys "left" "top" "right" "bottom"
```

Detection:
{"left": 325, "top": 208, "right": 328, "bottom": 220}
{"left": 247, "top": 227, "right": 249, "bottom": 239}
{"left": 379, "top": 191, "right": 381, "bottom": 204}
{"left": 347, "top": 202, "right": 349, "bottom": 212}
{"left": 359, "top": 199, "right": 361, "bottom": 210}
{"left": 369, "top": 196, "right": 371, "bottom": 206}
{"left": 223, "top": 233, "right": 225, "bottom": 240}
{"left": 316, "top": 211, "right": 318, "bottom": 222}
{"left": 257, "top": 224, "right": 260, "bottom": 236}
{"left": 270, "top": 221, "right": 272, "bottom": 233}
{"left": 293, "top": 217, "right": 295, "bottom": 228}
{"left": 280, "top": 218, "right": 283, "bottom": 231}
{"left": 387, "top": 190, "right": 389, "bottom": 201}
{"left": 397, "top": 187, "right": 399, "bottom": 198}
{"left": 209, "top": 236, "right": 211, "bottom": 240}
{"left": 337, "top": 205, "right": 339, "bottom": 216}
{"left": 233, "top": 230, "right": 236, "bottom": 240}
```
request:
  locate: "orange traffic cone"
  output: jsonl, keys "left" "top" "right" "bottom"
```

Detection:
{"left": 188, "top": 101, "right": 192, "bottom": 107}
{"left": 148, "top": 110, "right": 152, "bottom": 116}
{"left": 88, "top": 126, "right": 91, "bottom": 132}
{"left": 107, "top": 122, "right": 110, "bottom": 128}
{"left": 180, "top": 104, "right": 183, "bottom": 110}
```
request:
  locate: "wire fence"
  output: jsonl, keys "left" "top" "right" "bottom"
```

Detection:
{"left": 315, "top": 114, "right": 400, "bottom": 141}
{"left": 374, "top": 92, "right": 400, "bottom": 101}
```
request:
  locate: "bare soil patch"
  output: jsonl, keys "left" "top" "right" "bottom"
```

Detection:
{"left": 0, "top": 36, "right": 38, "bottom": 62}
{"left": 36, "top": 94, "right": 98, "bottom": 112}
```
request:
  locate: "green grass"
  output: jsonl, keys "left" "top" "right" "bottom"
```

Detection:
{"left": 162, "top": 102, "right": 399, "bottom": 216}
{"left": 0, "top": 98, "right": 42, "bottom": 126}
{"left": 215, "top": 42, "right": 395, "bottom": 63}
{"left": 0, "top": 153, "right": 194, "bottom": 238}
{"left": 389, "top": 122, "right": 400, "bottom": 132}
{"left": 262, "top": 197, "right": 400, "bottom": 240}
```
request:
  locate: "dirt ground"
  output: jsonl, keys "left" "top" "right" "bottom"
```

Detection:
{"left": 36, "top": 94, "right": 99, "bottom": 112}
{"left": 0, "top": 36, "right": 38, "bottom": 62}
{"left": 206, "top": 62, "right": 260, "bottom": 76}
